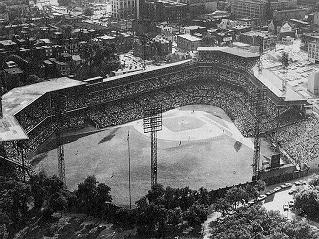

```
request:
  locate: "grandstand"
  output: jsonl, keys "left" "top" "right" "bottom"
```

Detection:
{"left": 0, "top": 47, "right": 313, "bottom": 180}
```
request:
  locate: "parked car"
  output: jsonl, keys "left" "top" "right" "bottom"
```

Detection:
{"left": 257, "top": 194, "right": 267, "bottom": 201}
{"left": 274, "top": 187, "right": 281, "bottom": 192}
{"left": 288, "top": 200, "right": 294, "bottom": 208}
{"left": 266, "top": 190, "right": 274, "bottom": 196}
{"left": 284, "top": 182, "right": 293, "bottom": 187}
{"left": 288, "top": 189, "right": 296, "bottom": 195}
{"left": 283, "top": 204, "right": 289, "bottom": 211}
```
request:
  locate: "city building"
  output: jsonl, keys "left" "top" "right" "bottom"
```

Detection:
{"left": 140, "top": 0, "right": 188, "bottom": 22}
{"left": 182, "top": 26, "right": 207, "bottom": 35}
{"left": 273, "top": 8, "right": 306, "bottom": 22}
{"left": 308, "top": 71, "right": 319, "bottom": 95}
{"left": 229, "top": 0, "right": 298, "bottom": 21}
{"left": 301, "top": 33, "right": 319, "bottom": 50}
{"left": 177, "top": 34, "right": 201, "bottom": 51}
{"left": 278, "top": 22, "right": 295, "bottom": 38}
{"left": 229, "top": 0, "right": 268, "bottom": 20}
{"left": 239, "top": 31, "right": 276, "bottom": 52}
{"left": 133, "top": 36, "right": 172, "bottom": 59}
{"left": 313, "top": 12, "right": 319, "bottom": 26}
{"left": 111, "top": 0, "right": 137, "bottom": 19}
{"left": 237, "top": 18, "right": 260, "bottom": 28}
{"left": 179, "top": 0, "right": 218, "bottom": 17}
{"left": 297, "top": 0, "right": 317, "bottom": 6}
{"left": 308, "top": 41, "right": 319, "bottom": 63}
{"left": 1, "top": 67, "right": 24, "bottom": 91}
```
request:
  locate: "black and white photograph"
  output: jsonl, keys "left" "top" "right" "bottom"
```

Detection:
{"left": 1, "top": 0, "right": 319, "bottom": 238}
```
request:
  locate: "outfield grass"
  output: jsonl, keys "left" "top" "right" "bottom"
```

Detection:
{"left": 34, "top": 105, "right": 274, "bottom": 206}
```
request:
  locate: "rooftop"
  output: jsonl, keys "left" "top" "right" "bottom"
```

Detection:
{"left": 3, "top": 77, "right": 85, "bottom": 117}
{"left": 4, "top": 67, "right": 23, "bottom": 75}
{"left": 178, "top": 34, "right": 202, "bottom": 42}
{"left": 253, "top": 67, "right": 304, "bottom": 102}
{"left": 0, "top": 115, "right": 28, "bottom": 142}
{"left": 183, "top": 25, "right": 206, "bottom": 30}
{"left": 198, "top": 46, "right": 260, "bottom": 58}
{"left": 241, "top": 30, "right": 275, "bottom": 38}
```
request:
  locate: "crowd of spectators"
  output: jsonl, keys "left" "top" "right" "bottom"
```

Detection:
{"left": 15, "top": 95, "right": 51, "bottom": 133}
{"left": 88, "top": 80, "right": 257, "bottom": 137}
{"left": 5, "top": 61, "right": 311, "bottom": 165}
{"left": 276, "top": 114, "right": 319, "bottom": 165}
{"left": 198, "top": 51, "right": 258, "bottom": 72}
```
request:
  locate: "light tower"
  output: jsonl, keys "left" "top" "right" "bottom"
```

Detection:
{"left": 143, "top": 107, "right": 162, "bottom": 187}
{"left": 251, "top": 87, "right": 267, "bottom": 181}
{"left": 53, "top": 93, "right": 66, "bottom": 186}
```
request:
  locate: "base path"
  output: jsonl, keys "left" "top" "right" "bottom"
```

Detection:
{"left": 35, "top": 105, "right": 273, "bottom": 206}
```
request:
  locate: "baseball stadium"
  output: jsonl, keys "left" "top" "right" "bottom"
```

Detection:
{"left": 0, "top": 47, "right": 315, "bottom": 206}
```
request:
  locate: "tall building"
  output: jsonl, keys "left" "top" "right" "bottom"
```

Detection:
{"left": 111, "top": 0, "right": 137, "bottom": 19}
{"left": 178, "top": 0, "right": 218, "bottom": 17}
{"left": 229, "top": 0, "right": 298, "bottom": 20}
{"left": 229, "top": 0, "right": 268, "bottom": 19}
{"left": 140, "top": 0, "right": 187, "bottom": 22}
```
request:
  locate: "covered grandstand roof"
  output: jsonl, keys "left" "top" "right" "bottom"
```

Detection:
{"left": 3, "top": 77, "right": 85, "bottom": 116}
{"left": 198, "top": 47, "right": 260, "bottom": 58}
{"left": 0, "top": 77, "right": 85, "bottom": 142}
{"left": 253, "top": 67, "right": 306, "bottom": 103}
{"left": 102, "top": 60, "right": 192, "bottom": 83}
{"left": 0, "top": 116, "right": 28, "bottom": 142}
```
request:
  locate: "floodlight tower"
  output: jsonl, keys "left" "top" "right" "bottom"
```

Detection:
{"left": 54, "top": 93, "right": 66, "bottom": 186}
{"left": 143, "top": 107, "right": 162, "bottom": 187}
{"left": 252, "top": 87, "right": 267, "bottom": 181}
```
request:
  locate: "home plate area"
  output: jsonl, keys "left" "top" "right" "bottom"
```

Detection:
{"left": 131, "top": 105, "right": 252, "bottom": 148}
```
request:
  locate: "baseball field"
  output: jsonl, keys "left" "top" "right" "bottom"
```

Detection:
{"left": 34, "top": 105, "right": 273, "bottom": 206}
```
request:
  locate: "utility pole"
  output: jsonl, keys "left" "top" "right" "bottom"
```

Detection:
{"left": 127, "top": 130, "right": 132, "bottom": 209}
{"left": 0, "top": 86, "right": 3, "bottom": 119}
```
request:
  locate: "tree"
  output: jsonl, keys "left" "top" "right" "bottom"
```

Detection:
{"left": 209, "top": 205, "right": 319, "bottom": 239}
{"left": 202, "top": 35, "right": 216, "bottom": 47}
{"left": 60, "top": 24, "right": 73, "bottom": 39}
{"left": 83, "top": 8, "right": 94, "bottom": 16}
{"left": 183, "top": 203, "right": 208, "bottom": 231}
{"left": 76, "top": 42, "right": 120, "bottom": 80}
{"left": 225, "top": 186, "right": 248, "bottom": 209}
{"left": 0, "top": 179, "right": 31, "bottom": 233}
{"left": 57, "top": 0, "right": 72, "bottom": 7}
{"left": 75, "top": 175, "right": 112, "bottom": 216}
{"left": 309, "top": 174, "right": 319, "bottom": 187}
{"left": 214, "top": 198, "right": 231, "bottom": 216}
{"left": 294, "top": 187, "right": 319, "bottom": 219}
{"left": 49, "top": 193, "right": 67, "bottom": 217}
{"left": 281, "top": 52, "right": 289, "bottom": 69}
{"left": 26, "top": 74, "right": 42, "bottom": 84}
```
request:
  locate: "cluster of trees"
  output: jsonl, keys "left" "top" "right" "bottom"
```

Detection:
{"left": 83, "top": 8, "right": 94, "bottom": 16}
{"left": 209, "top": 205, "right": 319, "bottom": 239}
{"left": 76, "top": 42, "right": 121, "bottom": 80}
{"left": 2, "top": 168, "right": 319, "bottom": 239}
{"left": 294, "top": 174, "right": 319, "bottom": 219}
{"left": 0, "top": 173, "right": 113, "bottom": 238}
{"left": 0, "top": 167, "right": 267, "bottom": 239}
{"left": 133, "top": 185, "right": 209, "bottom": 237}
{"left": 57, "top": 0, "right": 72, "bottom": 7}
{"left": 214, "top": 180, "right": 265, "bottom": 215}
